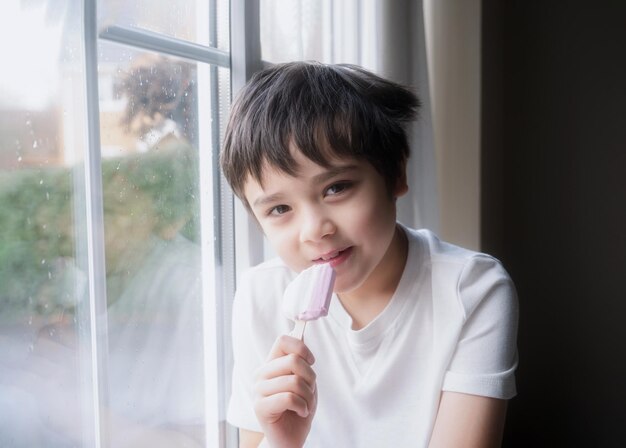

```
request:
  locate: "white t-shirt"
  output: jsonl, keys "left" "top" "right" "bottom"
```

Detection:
{"left": 227, "top": 227, "right": 518, "bottom": 447}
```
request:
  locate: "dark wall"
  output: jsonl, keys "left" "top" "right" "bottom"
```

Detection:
{"left": 481, "top": 1, "right": 626, "bottom": 446}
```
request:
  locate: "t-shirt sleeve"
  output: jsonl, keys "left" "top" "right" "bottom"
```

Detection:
{"left": 442, "top": 255, "right": 519, "bottom": 399}
{"left": 226, "top": 266, "right": 291, "bottom": 432}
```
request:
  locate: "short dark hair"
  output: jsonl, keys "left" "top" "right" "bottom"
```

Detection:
{"left": 220, "top": 61, "right": 420, "bottom": 205}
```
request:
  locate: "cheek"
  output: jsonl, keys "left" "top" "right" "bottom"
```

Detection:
{"left": 263, "top": 224, "right": 304, "bottom": 269}
{"left": 347, "top": 192, "right": 396, "bottom": 238}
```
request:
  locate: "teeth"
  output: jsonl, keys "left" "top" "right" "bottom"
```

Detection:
{"left": 321, "top": 251, "right": 339, "bottom": 261}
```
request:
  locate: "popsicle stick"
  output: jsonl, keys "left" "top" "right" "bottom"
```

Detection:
{"left": 289, "top": 320, "right": 307, "bottom": 340}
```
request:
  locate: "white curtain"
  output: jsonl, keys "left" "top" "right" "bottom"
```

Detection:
{"left": 259, "top": 0, "right": 440, "bottom": 233}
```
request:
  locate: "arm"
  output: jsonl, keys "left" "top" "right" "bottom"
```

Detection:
{"left": 428, "top": 392, "right": 508, "bottom": 448}
{"left": 428, "top": 255, "right": 518, "bottom": 447}
{"left": 239, "top": 429, "right": 264, "bottom": 448}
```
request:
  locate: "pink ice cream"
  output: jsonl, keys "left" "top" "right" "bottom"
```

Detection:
{"left": 283, "top": 263, "right": 336, "bottom": 322}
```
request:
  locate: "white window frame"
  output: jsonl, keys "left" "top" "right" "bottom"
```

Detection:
{"left": 231, "top": 0, "right": 268, "bottom": 280}
{"left": 81, "top": 0, "right": 239, "bottom": 446}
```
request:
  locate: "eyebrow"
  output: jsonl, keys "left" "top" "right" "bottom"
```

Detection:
{"left": 253, "top": 192, "right": 286, "bottom": 208}
{"left": 311, "top": 164, "right": 359, "bottom": 184}
{"left": 251, "top": 164, "right": 359, "bottom": 209}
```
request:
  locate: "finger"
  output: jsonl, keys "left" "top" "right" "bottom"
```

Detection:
{"left": 308, "top": 384, "right": 318, "bottom": 418}
{"left": 255, "top": 353, "right": 317, "bottom": 387}
{"left": 266, "top": 335, "right": 315, "bottom": 365}
{"left": 255, "top": 373, "right": 316, "bottom": 401}
{"left": 255, "top": 391, "right": 311, "bottom": 420}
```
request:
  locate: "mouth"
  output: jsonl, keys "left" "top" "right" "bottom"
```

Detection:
{"left": 314, "top": 247, "right": 353, "bottom": 267}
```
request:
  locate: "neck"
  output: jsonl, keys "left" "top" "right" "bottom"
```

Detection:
{"left": 339, "top": 225, "right": 408, "bottom": 330}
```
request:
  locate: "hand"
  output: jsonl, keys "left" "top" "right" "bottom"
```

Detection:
{"left": 253, "top": 335, "right": 318, "bottom": 448}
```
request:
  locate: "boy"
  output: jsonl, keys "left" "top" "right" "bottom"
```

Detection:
{"left": 221, "top": 62, "right": 518, "bottom": 447}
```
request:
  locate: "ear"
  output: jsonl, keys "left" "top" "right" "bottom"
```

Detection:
{"left": 393, "top": 161, "right": 409, "bottom": 199}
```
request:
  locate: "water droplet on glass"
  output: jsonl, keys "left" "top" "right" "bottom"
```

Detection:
{"left": 39, "top": 179, "right": 44, "bottom": 185}
{"left": 33, "top": 141, "right": 38, "bottom": 149}
{"left": 41, "top": 259, "right": 46, "bottom": 265}
{"left": 17, "top": 156, "right": 22, "bottom": 162}
{"left": 46, "top": 192, "right": 50, "bottom": 200}
{"left": 48, "top": 271, "right": 52, "bottom": 279}
{"left": 28, "top": 343, "right": 34, "bottom": 352}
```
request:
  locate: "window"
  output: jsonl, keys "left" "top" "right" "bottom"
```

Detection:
{"left": 0, "top": 0, "right": 235, "bottom": 446}
{"left": 2, "top": 2, "right": 429, "bottom": 447}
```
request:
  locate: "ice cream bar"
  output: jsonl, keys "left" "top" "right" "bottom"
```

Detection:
{"left": 283, "top": 263, "right": 336, "bottom": 339}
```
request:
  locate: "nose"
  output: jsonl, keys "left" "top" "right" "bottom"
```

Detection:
{"left": 299, "top": 207, "right": 336, "bottom": 243}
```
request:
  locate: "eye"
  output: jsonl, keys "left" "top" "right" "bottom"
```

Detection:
{"left": 268, "top": 204, "right": 291, "bottom": 216}
{"left": 324, "top": 181, "right": 352, "bottom": 197}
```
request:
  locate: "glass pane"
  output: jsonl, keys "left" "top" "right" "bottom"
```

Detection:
{"left": 260, "top": 0, "right": 326, "bottom": 63}
{"left": 99, "top": 0, "right": 231, "bottom": 51}
{"left": 97, "top": 42, "right": 209, "bottom": 445}
{"left": 0, "top": 1, "right": 97, "bottom": 446}
{"left": 1, "top": 3, "right": 234, "bottom": 446}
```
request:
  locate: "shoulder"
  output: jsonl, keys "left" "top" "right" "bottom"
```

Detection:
{"left": 406, "top": 227, "right": 517, "bottom": 320}
{"left": 233, "top": 257, "right": 297, "bottom": 325}
{"left": 237, "top": 257, "right": 296, "bottom": 296}
{"left": 407, "top": 227, "right": 498, "bottom": 266}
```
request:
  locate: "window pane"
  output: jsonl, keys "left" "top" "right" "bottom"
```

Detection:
{"left": 99, "top": 0, "right": 230, "bottom": 51}
{"left": 0, "top": 1, "right": 97, "bottom": 446}
{"left": 97, "top": 41, "right": 212, "bottom": 445}
{"left": 1, "top": 2, "right": 234, "bottom": 446}
{"left": 260, "top": 0, "right": 326, "bottom": 62}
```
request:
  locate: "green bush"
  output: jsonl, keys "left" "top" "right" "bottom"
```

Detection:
{"left": 0, "top": 144, "right": 199, "bottom": 320}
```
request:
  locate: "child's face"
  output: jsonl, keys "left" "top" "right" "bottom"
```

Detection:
{"left": 243, "top": 147, "right": 408, "bottom": 296}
